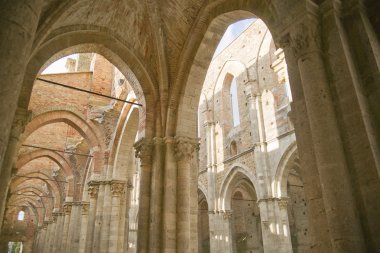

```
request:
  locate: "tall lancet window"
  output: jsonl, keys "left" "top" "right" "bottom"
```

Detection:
{"left": 230, "top": 78, "right": 240, "bottom": 127}
{"left": 17, "top": 211, "right": 25, "bottom": 221}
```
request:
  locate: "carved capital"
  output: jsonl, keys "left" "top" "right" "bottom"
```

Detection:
{"left": 134, "top": 138, "right": 153, "bottom": 164}
{"left": 174, "top": 136, "right": 199, "bottom": 161}
{"left": 278, "top": 199, "right": 288, "bottom": 210}
{"left": 87, "top": 184, "right": 99, "bottom": 198}
{"left": 223, "top": 210, "right": 233, "bottom": 220}
{"left": 287, "top": 19, "right": 321, "bottom": 59}
{"left": 111, "top": 181, "right": 125, "bottom": 196}
{"left": 63, "top": 203, "right": 72, "bottom": 214}
{"left": 52, "top": 213, "right": 59, "bottom": 223}
{"left": 81, "top": 202, "right": 90, "bottom": 214}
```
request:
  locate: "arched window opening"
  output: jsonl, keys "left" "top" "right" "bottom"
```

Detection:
{"left": 230, "top": 78, "right": 240, "bottom": 127}
{"left": 17, "top": 211, "right": 25, "bottom": 221}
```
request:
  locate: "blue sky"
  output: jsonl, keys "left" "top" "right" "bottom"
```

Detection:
{"left": 213, "top": 18, "right": 255, "bottom": 58}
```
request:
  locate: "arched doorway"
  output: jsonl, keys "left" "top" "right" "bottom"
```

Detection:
{"left": 230, "top": 181, "right": 263, "bottom": 253}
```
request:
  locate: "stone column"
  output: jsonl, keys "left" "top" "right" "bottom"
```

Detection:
{"left": 37, "top": 224, "right": 47, "bottom": 253}
{"left": 0, "top": 0, "right": 43, "bottom": 174}
{"left": 123, "top": 181, "right": 134, "bottom": 253}
{"left": 54, "top": 212, "right": 65, "bottom": 253}
{"left": 174, "top": 136, "right": 198, "bottom": 253}
{"left": 100, "top": 181, "right": 112, "bottom": 253}
{"left": 108, "top": 181, "right": 125, "bottom": 253}
{"left": 85, "top": 183, "right": 99, "bottom": 253}
{"left": 134, "top": 138, "right": 152, "bottom": 253}
{"left": 62, "top": 203, "right": 72, "bottom": 253}
{"left": 0, "top": 108, "right": 30, "bottom": 225}
{"left": 162, "top": 137, "right": 177, "bottom": 252}
{"left": 78, "top": 202, "right": 89, "bottom": 253}
{"left": 209, "top": 211, "right": 234, "bottom": 253}
{"left": 257, "top": 198, "right": 292, "bottom": 253}
{"left": 92, "top": 183, "right": 105, "bottom": 253}
{"left": 148, "top": 137, "right": 164, "bottom": 252}
{"left": 286, "top": 14, "right": 365, "bottom": 252}
{"left": 284, "top": 41, "right": 332, "bottom": 252}
{"left": 33, "top": 226, "right": 43, "bottom": 253}
{"left": 50, "top": 212, "right": 59, "bottom": 252}
{"left": 205, "top": 121, "right": 217, "bottom": 212}
{"left": 43, "top": 220, "right": 53, "bottom": 253}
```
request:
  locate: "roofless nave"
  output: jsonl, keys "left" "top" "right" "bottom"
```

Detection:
{"left": 0, "top": 0, "right": 379, "bottom": 253}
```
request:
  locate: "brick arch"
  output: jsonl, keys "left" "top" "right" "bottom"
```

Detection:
{"left": 20, "top": 25, "right": 155, "bottom": 139}
{"left": 7, "top": 197, "right": 45, "bottom": 224}
{"left": 169, "top": 0, "right": 282, "bottom": 136}
{"left": 8, "top": 187, "right": 52, "bottom": 218}
{"left": 218, "top": 164, "right": 259, "bottom": 211}
{"left": 11, "top": 171, "right": 62, "bottom": 209}
{"left": 8, "top": 186, "right": 54, "bottom": 215}
{"left": 16, "top": 149, "right": 75, "bottom": 197}
{"left": 21, "top": 109, "right": 105, "bottom": 173}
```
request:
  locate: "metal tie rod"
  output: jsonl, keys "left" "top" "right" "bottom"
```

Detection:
{"left": 36, "top": 77, "right": 143, "bottom": 106}
{"left": 22, "top": 144, "right": 93, "bottom": 157}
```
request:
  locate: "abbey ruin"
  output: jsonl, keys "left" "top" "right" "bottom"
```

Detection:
{"left": 0, "top": 0, "right": 379, "bottom": 252}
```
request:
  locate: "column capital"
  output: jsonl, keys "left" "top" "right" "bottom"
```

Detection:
{"left": 134, "top": 138, "right": 153, "bottom": 164}
{"left": 87, "top": 183, "right": 100, "bottom": 199}
{"left": 63, "top": 202, "right": 73, "bottom": 214}
{"left": 222, "top": 210, "right": 233, "bottom": 220}
{"left": 111, "top": 181, "right": 126, "bottom": 196}
{"left": 174, "top": 136, "right": 199, "bottom": 161}
{"left": 153, "top": 137, "right": 165, "bottom": 145}
{"left": 81, "top": 202, "right": 90, "bottom": 214}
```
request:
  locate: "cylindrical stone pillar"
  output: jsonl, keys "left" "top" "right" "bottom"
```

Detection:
{"left": 0, "top": 0, "right": 43, "bottom": 173}
{"left": 78, "top": 202, "right": 89, "bottom": 253}
{"left": 287, "top": 16, "right": 365, "bottom": 252}
{"left": 85, "top": 183, "right": 99, "bottom": 253}
{"left": 162, "top": 137, "right": 177, "bottom": 252}
{"left": 100, "top": 182, "right": 112, "bottom": 253}
{"left": 284, "top": 43, "right": 332, "bottom": 252}
{"left": 134, "top": 138, "right": 152, "bottom": 253}
{"left": 148, "top": 137, "right": 164, "bottom": 253}
{"left": 109, "top": 181, "right": 125, "bottom": 253}
{"left": 174, "top": 136, "right": 198, "bottom": 253}
{"left": 62, "top": 203, "right": 72, "bottom": 253}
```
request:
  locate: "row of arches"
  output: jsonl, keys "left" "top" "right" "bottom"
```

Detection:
{"left": 198, "top": 144, "right": 309, "bottom": 253}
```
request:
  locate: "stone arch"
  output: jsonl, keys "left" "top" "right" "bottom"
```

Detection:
{"left": 21, "top": 109, "right": 105, "bottom": 173}
{"left": 20, "top": 26, "right": 155, "bottom": 139}
{"left": 8, "top": 196, "right": 47, "bottom": 223}
{"left": 11, "top": 171, "right": 62, "bottom": 209}
{"left": 170, "top": 0, "right": 281, "bottom": 136}
{"left": 110, "top": 106, "right": 139, "bottom": 179}
{"left": 8, "top": 189, "right": 51, "bottom": 223}
{"left": 16, "top": 149, "right": 75, "bottom": 197}
{"left": 219, "top": 164, "right": 259, "bottom": 210}
{"left": 273, "top": 142, "right": 298, "bottom": 198}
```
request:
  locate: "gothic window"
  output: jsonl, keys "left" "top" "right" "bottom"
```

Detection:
{"left": 230, "top": 77, "right": 240, "bottom": 127}
{"left": 17, "top": 211, "right": 25, "bottom": 221}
